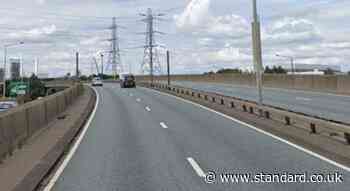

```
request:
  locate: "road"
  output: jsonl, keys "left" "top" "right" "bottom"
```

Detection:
{"left": 51, "top": 83, "right": 349, "bottom": 191}
{"left": 163, "top": 81, "right": 350, "bottom": 123}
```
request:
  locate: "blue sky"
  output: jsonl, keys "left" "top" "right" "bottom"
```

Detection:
{"left": 1, "top": 0, "right": 349, "bottom": 77}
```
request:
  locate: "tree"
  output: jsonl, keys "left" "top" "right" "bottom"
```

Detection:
{"left": 79, "top": 75, "right": 88, "bottom": 81}
{"left": 204, "top": 71, "right": 215, "bottom": 75}
{"left": 324, "top": 68, "right": 335, "bottom": 75}
{"left": 276, "top": 66, "right": 287, "bottom": 74}
{"left": 265, "top": 66, "right": 272, "bottom": 73}
{"left": 216, "top": 68, "right": 242, "bottom": 74}
{"left": 265, "top": 65, "right": 286, "bottom": 74}
{"left": 265, "top": 66, "right": 287, "bottom": 74}
{"left": 29, "top": 74, "right": 45, "bottom": 100}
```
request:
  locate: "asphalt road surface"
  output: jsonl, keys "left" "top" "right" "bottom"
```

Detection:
{"left": 51, "top": 83, "right": 349, "bottom": 191}
{"left": 164, "top": 81, "right": 350, "bottom": 124}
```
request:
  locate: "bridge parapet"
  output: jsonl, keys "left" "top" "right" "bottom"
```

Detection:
{"left": 0, "top": 83, "right": 84, "bottom": 163}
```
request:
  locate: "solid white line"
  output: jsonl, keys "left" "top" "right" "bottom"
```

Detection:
{"left": 144, "top": 87, "right": 350, "bottom": 172}
{"left": 160, "top": 122, "right": 168, "bottom": 129}
{"left": 187, "top": 157, "right": 206, "bottom": 178}
{"left": 145, "top": 106, "right": 151, "bottom": 112}
{"left": 43, "top": 87, "right": 100, "bottom": 191}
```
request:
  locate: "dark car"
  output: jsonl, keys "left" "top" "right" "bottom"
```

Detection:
{"left": 120, "top": 74, "right": 136, "bottom": 88}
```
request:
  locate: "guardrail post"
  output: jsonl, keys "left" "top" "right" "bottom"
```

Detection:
{"left": 310, "top": 123, "right": 317, "bottom": 134}
{"left": 344, "top": 133, "right": 350, "bottom": 144}
{"left": 212, "top": 97, "right": 215, "bottom": 103}
{"left": 242, "top": 105, "right": 247, "bottom": 112}
{"left": 285, "top": 116, "right": 291, "bottom": 125}
{"left": 249, "top": 107, "right": 254, "bottom": 114}
{"left": 264, "top": 111, "right": 270, "bottom": 119}
{"left": 221, "top": 99, "right": 224, "bottom": 105}
{"left": 231, "top": 101, "right": 235, "bottom": 108}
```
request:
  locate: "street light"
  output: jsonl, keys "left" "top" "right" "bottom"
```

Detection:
{"left": 252, "top": 0, "right": 264, "bottom": 108}
{"left": 276, "top": 54, "right": 295, "bottom": 74}
{"left": 100, "top": 53, "right": 104, "bottom": 79}
{"left": 3, "top": 41, "right": 24, "bottom": 98}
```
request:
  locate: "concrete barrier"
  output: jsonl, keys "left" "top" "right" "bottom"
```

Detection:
{"left": 0, "top": 83, "right": 83, "bottom": 162}
{"left": 45, "top": 96, "right": 58, "bottom": 122}
{"left": 136, "top": 74, "right": 350, "bottom": 95}
{"left": 26, "top": 102, "right": 46, "bottom": 136}
{"left": 143, "top": 82, "right": 350, "bottom": 145}
{"left": 337, "top": 76, "right": 350, "bottom": 94}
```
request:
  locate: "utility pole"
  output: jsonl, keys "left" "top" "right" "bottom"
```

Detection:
{"left": 167, "top": 50, "right": 170, "bottom": 86}
{"left": 76, "top": 52, "right": 79, "bottom": 78}
{"left": 252, "top": 0, "right": 264, "bottom": 107}
{"left": 276, "top": 54, "right": 295, "bottom": 74}
{"left": 100, "top": 53, "right": 104, "bottom": 79}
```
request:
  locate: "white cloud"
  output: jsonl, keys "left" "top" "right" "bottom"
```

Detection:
{"left": 264, "top": 17, "right": 321, "bottom": 45}
{"left": 207, "top": 14, "right": 249, "bottom": 36}
{"left": 175, "top": 0, "right": 249, "bottom": 37}
{"left": 8, "top": 25, "right": 57, "bottom": 39}
{"left": 35, "top": 0, "right": 46, "bottom": 5}
{"left": 175, "top": 0, "right": 211, "bottom": 30}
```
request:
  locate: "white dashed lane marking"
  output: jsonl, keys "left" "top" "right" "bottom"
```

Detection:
{"left": 160, "top": 122, "right": 168, "bottom": 129}
{"left": 187, "top": 157, "right": 206, "bottom": 178}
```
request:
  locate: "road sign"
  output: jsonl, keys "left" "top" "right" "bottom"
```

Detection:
{"left": 9, "top": 82, "right": 29, "bottom": 97}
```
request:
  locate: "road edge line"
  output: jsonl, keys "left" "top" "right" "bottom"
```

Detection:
{"left": 144, "top": 87, "right": 350, "bottom": 172}
{"left": 43, "top": 87, "right": 100, "bottom": 191}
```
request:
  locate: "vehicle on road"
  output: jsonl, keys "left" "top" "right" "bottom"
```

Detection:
{"left": 120, "top": 73, "right": 136, "bottom": 88}
{"left": 92, "top": 77, "right": 103, "bottom": 87}
{"left": 0, "top": 101, "right": 18, "bottom": 112}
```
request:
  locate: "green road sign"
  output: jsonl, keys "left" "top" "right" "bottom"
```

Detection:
{"left": 9, "top": 82, "right": 29, "bottom": 97}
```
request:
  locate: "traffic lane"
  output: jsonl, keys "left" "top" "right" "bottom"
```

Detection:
{"left": 168, "top": 81, "right": 350, "bottom": 123}
{"left": 132, "top": 86, "right": 350, "bottom": 190}
{"left": 51, "top": 85, "right": 212, "bottom": 191}
{"left": 105, "top": 85, "right": 220, "bottom": 191}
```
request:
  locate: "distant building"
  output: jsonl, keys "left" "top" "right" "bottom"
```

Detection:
{"left": 34, "top": 58, "right": 39, "bottom": 76}
{"left": 0, "top": 68, "right": 4, "bottom": 82}
{"left": 288, "top": 69, "right": 325, "bottom": 75}
{"left": 10, "top": 58, "right": 21, "bottom": 80}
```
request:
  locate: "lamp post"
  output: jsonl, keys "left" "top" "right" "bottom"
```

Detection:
{"left": 3, "top": 41, "right": 24, "bottom": 98}
{"left": 252, "top": 0, "right": 264, "bottom": 108}
{"left": 100, "top": 53, "right": 104, "bottom": 79}
{"left": 276, "top": 54, "right": 295, "bottom": 74}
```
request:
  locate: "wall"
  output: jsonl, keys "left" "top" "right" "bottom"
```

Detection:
{"left": 136, "top": 74, "right": 350, "bottom": 95}
{"left": 0, "top": 83, "right": 84, "bottom": 162}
